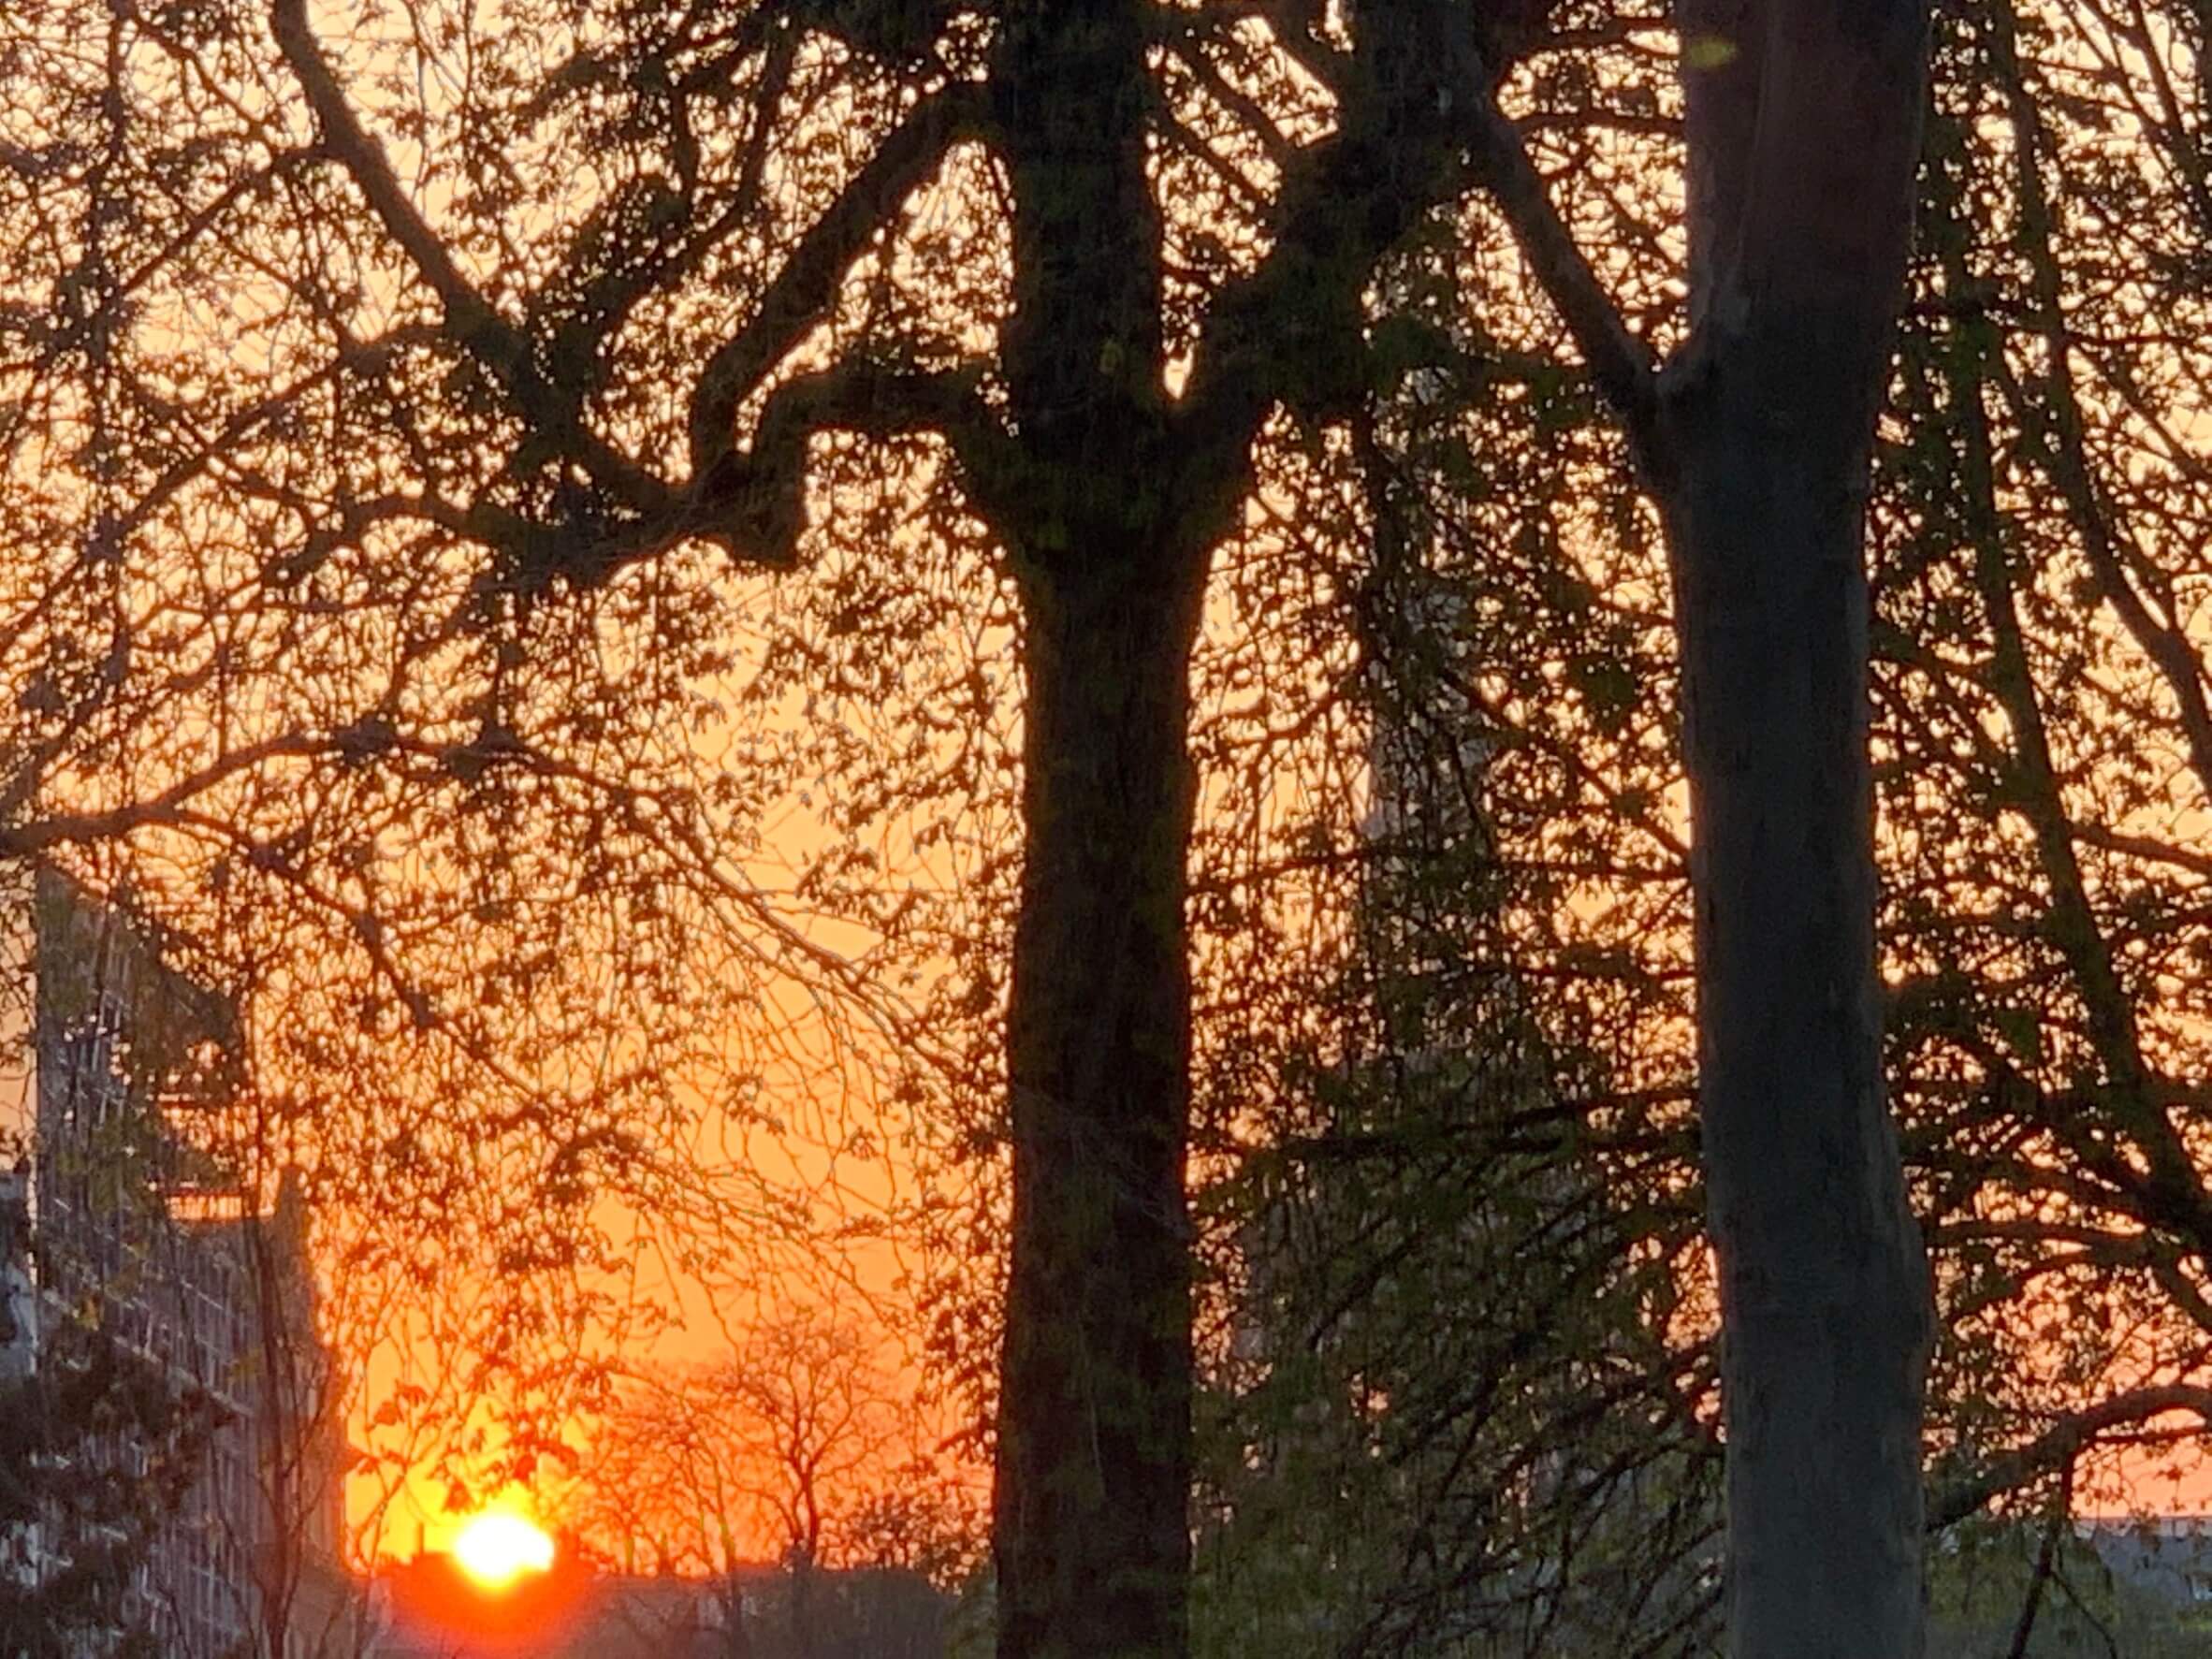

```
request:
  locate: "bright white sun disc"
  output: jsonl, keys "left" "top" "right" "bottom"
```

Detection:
{"left": 453, "top": 1513, "right": 555, "bottom": 1589}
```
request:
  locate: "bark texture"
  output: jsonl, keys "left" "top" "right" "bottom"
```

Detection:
{"left": 988, "top": 9, "right": 1200, "bottom": 1654}
{"left": 1664, "top": 1, "right": 1935, "bottom": 1651}
{"left": 994, "top": 557, "right": 1206, "bottom": 1659}
{"left": 978, "top": 8, "right": 1554, "bottom": 1649}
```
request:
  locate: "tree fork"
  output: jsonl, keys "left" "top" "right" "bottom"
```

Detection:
{"left": 1662, "top": 3, "right": 1935, "bottom": 1649}
{"left": 1467, "top": 0, "right": 1938, "bottom": 1645}
{"left": 986, "top": 6, "right": 1200, "bottom": 1654}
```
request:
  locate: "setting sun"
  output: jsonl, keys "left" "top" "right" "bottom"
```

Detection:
{"left": 451, "top": 1513, "right": 555, "bottom": 1592}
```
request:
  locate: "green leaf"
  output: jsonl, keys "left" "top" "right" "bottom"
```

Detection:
{"left": 1683, "top": 34, "right": 1739, "bottom": 69}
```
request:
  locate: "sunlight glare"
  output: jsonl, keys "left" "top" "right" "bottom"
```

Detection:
{"left": 452, "top": 1512, "right": 555, "bottom": 1590}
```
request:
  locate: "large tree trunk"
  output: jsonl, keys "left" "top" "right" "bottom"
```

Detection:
{"left": 993, "top": 554, "right": 1206, "bottom": 1659}
{"left": 986, "top": 5, "right": 1203, "bottom": 1652}
{"left": 1664, "top": 414, "right": 1929, "bottom": 1657}
{"left": 1664, "top": 2, "right": 1935, "bottom": 1651}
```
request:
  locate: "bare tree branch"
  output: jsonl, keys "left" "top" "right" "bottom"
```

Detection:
{"left": 1459, "top": 93, "right": 1666, "bottom": 476}
{"left": 1927, "top": 1386, "right": 2212, "bottom": 1531}
{"left": 685, "top": 83, "right": 987, "bottom": 475}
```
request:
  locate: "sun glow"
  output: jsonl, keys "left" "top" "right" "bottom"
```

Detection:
{"left": 451, "top": 1512, "right": 555, "bottom": 1591}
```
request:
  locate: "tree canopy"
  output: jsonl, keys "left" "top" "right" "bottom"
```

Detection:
{"left": 9, "top": 0, "right": 2212, "bottom": 1652}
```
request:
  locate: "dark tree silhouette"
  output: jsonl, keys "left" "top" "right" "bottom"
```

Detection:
{"left": 7, "top": 3, "right": 1572, "bottom": 1649}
